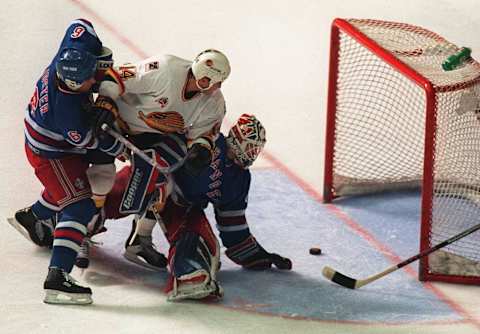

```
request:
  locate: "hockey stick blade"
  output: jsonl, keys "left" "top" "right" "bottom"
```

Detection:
{"left": 322, "top": 221, "right": 480, "bottom": 289}
{"left": 322, "top": 266, "right": 357, "bottom": 289}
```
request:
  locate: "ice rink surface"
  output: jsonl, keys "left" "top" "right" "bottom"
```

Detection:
{"left": 1, "top": 1, "right": 480, "bottom": 333}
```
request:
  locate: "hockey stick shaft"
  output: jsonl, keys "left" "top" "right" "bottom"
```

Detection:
{"left": 323, "top": 221, "right": 480, "bottom": 289}
{"left": 101, "top": 124, "right": 170, "bottom": 173}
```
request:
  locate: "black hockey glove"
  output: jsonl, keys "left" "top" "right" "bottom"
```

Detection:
{"left": 91, "top": 95, "right": 118, "bottom": 139}
{"left": 183, "top": 142, "right": 213, "bottom": 177}
{"left": 225, "top": 235, "right": 292, "bottom": 270}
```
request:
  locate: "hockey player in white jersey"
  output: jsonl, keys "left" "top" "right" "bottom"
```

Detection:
{"left": 75, "top": 49, "right": 232, "bottom": 270}
{"left": 99, "top": 48, "right": 229, "bottom": 142}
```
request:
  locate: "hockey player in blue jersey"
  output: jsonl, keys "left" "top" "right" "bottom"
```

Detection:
{"left": 119, "top": 114, "right": 292, "bottom": 300}
{"left": 8, "top": 19, "right": 122, "bottom": 305}
{"left": 13, "top": 113, "right": 292, "bottom": 302}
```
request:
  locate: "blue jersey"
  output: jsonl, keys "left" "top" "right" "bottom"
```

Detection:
{"left": 173, "top": 134, "right": 253, "bottom": 248}
{"left": 24, "top": 19, "right": 121, "bottom": 159}
{"left": 173, "top": 134, "right": 251, "bottom": 216}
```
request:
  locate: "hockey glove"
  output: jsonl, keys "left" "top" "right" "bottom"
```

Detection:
{"left": 183, "top": 140, "right": 213, "bottom": 176}
{"left": 225, "top": 235, "right": 292, "bottom": 270}
{"left": 92, "top": 95, "right": 118, "bottom": 139}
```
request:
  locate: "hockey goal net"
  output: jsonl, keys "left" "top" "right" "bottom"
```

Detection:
{"left": 324, "top": 18, "right": 480, "bottom": 284}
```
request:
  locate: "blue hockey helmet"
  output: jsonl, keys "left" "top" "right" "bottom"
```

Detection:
{"left": 56, "top": 48, "right": 97, "bottom": 90}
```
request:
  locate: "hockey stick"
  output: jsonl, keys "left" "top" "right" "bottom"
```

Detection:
{"left": 101, "top": 123, "right": 171, "bottom": 173}
{"left": 322, "top": 221, "right": 480, "bottom": 289}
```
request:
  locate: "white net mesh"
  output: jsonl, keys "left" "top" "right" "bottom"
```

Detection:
{"left": 330, "top": 19, "right": 480, "bottom": 281}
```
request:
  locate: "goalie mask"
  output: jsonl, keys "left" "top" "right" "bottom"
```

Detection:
{"left": 192, "top": 49, "right": 231, "bottom": 91}
{"left": 226, "top": 114, "right": 266, "bottom": 168}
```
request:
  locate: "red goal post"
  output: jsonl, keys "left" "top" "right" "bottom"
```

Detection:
{"left": 324, "top": 18, "right": 480, "bottom": 284}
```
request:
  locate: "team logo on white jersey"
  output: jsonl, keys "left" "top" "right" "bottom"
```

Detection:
{"left": 138, "top": 110, "right": 185, "bottom": 133}
{"left": 155, "top": 97, "right": 169, "bottom": 108}
{"left": 146, "top": 61, "right": 159, "bottom": 71}
{"left": 119, "top": 65, "right": 136, "bottom": 80}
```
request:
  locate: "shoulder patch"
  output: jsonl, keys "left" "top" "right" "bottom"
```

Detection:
{"left": 119, "top": 65, "right": 136, "bottom": 80}
{"left": 145, "top": 61, "right": 159, "bottom": 71}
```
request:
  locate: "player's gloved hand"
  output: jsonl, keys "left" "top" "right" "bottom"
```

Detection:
{"left": 183, "top": 140, "right": 213, "bottom": 176}
{"left": 225, "top": 235, "right": 292, "bottom": 270}
{"left": 92, "top": 95, "right": 118, "bottom": 139}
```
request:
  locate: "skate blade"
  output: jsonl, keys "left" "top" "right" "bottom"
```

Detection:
{"left": 44, "top": 289, "right": 92, "bottom": 305}
{"left": 6, "top": 218, "right": 36, "bottom": 245}
{"left": 123, "top": 251, "right": 165, "bottom": 272}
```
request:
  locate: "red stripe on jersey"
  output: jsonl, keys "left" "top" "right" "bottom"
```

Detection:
{"left": 24, "top": 120, "right": 71, "bottom": 148}
{"left": 54, "top": 229, "right": 85, "bottom": 244}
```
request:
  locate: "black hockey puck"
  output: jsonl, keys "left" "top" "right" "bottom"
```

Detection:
{"left": 309, "top": 247, "right": 322, "bottom": 255}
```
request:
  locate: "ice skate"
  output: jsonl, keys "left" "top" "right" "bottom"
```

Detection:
{"left": 7, "top": 207, "right": 55, "bottom": 247}
{"left": 123, "top": 219, "right": 167, "bottom": 271}
{"left": 43, "top": 267, "right": 92, "bottom": 305}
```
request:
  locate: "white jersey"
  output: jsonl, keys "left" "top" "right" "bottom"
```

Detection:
{"left": 99, "top": 55, "right": 225, "bottom": 141}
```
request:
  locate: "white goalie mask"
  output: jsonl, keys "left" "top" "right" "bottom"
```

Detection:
{"left": 192, "top": 49, "right": 231, "bottom": 90}
{"left": 226, "top": 114, "right": 266, "bottom": 168}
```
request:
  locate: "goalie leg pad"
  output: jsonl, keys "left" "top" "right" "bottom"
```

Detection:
{"left": 165, "top": 230, "right": 222, "bottom": 301}
{"left": 104, "top": 166, "right": 131, "bottom": 220}
{"left": 119, "top": 150, "right": 158, "bottom": 215}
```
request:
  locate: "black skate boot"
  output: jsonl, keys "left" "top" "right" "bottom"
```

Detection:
{"left": 7, "top": 206, "right": 55, "bottom": 247}
{"left": 123, "top": 219, "right": 167, "bottom": 271}
{"left": 43, "top": 267, "right": 92, "bottom": 305}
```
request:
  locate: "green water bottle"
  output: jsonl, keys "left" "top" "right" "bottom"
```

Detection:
{"left": 442, "top": 47, "right": 472, "bottom": 71}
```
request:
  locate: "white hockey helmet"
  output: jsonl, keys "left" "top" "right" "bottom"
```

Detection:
{"left": 226, "top": 114, "right": 266, "bottom": 168}
{"left": 192, "top": 49, "right": 231, "bottom": 90}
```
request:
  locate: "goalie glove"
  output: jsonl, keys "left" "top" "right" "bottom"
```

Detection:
{"left": 183, "top": 138, "right": 213, "bottom": 176}
{"left": 225, "top": 235, "right": 292, "bottom": 270}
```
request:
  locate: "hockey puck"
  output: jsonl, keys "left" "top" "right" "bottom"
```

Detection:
{"left": 309, "top": 247, "right": 322, "bottom": 255}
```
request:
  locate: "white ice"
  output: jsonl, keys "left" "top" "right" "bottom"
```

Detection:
{"left": 1, "top": 1, "right": 480, "bottom": 333}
